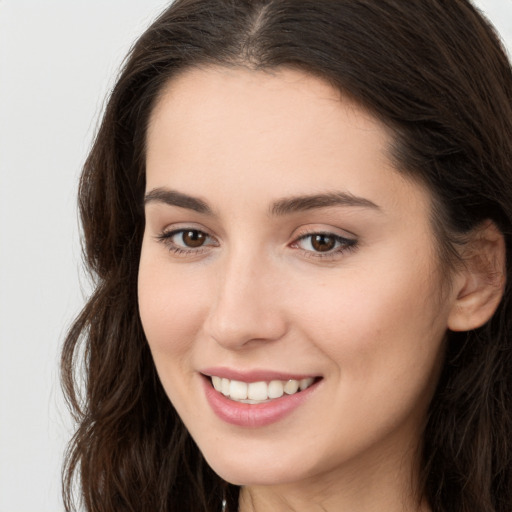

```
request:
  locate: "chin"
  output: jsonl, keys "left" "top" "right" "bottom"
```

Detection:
{"left": 209, "top": 462, "right": 303, "bottom": 487}
{"left": 198, "top": 439, "right": 319, "bottom": 487}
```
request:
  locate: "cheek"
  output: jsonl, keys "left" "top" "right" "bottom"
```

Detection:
{"left": 137, "top": 250, "right": 207, "bottom": 370}
{"left": 293, "top": 260, "right": 448, "bottom": 389}
{"left": 285, "top": 264, "right": 449, "bottom": 461}
{"left": 138, "top": 253, "right": 211, "bottom": 422}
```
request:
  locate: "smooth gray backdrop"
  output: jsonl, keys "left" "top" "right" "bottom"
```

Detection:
{"left": 0, "top": 1, "right": 510, "bottom": 511}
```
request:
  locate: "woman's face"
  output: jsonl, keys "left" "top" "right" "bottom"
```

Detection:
{"left": 139, "top": 67, "right": 458, "bottom": 489}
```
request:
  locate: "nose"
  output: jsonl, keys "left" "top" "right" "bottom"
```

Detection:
{"left": 203, "top": 250, "right": 288, "bottom": 350}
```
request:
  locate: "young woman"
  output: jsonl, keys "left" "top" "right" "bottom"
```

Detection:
{"left": 61, "top": 1, "right": 512, "bottom": 511}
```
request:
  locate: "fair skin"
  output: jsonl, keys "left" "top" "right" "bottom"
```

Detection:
{"left": 138, "top": 66, "right": 502, "bottom": 511}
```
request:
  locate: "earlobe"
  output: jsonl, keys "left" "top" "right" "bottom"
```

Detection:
{"left": 447, "top": 221, "right": 506, "bottom": 332}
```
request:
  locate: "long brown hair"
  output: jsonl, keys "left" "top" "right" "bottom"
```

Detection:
{"left": 61, "top": 1, "right": 512, "bottom": 510}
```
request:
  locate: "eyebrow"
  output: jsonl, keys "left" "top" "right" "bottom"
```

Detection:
{"left": 270, "top": 192, "right": 380, "bottom": 215}
{"left": 143, "top": 187, "right": 380, "bottom": 216}
{"left": 144, "top": 188, "right": 212, "bottom": 214}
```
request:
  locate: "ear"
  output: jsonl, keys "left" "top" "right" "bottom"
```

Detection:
{"left": 448, "top": 220, "right": 506, "bottom": 332}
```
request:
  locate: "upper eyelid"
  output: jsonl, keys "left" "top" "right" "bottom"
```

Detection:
{"left": 292, "top": 225, "right": 358, "bottom": 240}
{"left": 161, "top": 226, "right": 212, "bottom": 235}
{"left": 156, "top": 226, "right": 355, "bottom": 240}
{"left": 293, "top": 232, "right": 357, "bottom": 248}
{"left": 158, "top": 223, "right": 217, "bottom": 237}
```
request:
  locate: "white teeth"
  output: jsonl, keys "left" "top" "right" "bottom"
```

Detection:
{"left": 229, "top": 380, "right": 248, "bottom": 400}
{"left": 212, "top": 376, "right": 222, "bottom": 392}
{"left": 300, "top": 377, "right": 314, "bottom": 390}
{"left": 210, "top": 376, "right": 316, "bottom": 403}
{"left": 284, "top": 379, "right": 299, "bottom": 395}
{"left": 248, "top": 381, "right": 268, "bottom": 401}
{"left": 221, "top": 378, "right": 230, "bottom": 396}
{"left": 268, "top": 380, "right": 284, "bottom": 399}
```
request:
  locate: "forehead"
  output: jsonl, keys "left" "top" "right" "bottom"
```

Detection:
{"left": 145, "top": 66, "right": 428, "bottom": 221}
{"left": 147, "top": 66, "right": 389, "bottom": 152}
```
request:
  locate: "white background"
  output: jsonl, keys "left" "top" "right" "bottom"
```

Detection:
{"left": 0, "top": 1, "right": 510, "bottom": 511}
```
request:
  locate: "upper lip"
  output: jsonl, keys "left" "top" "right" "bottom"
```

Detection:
{"left": 200, "top": 367, "right": 320, "bottom": 382}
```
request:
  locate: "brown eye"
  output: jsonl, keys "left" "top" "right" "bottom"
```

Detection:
{"left": 294, "top": 232, "right": 357, "bottom": 258}
{"left": 310, "top": 234, "right": 336, "bottom": 252}
{"left": 181, "top": 230, "right": 207, "bottom": 248}
{"left": 157, "top": 227, "right": 218, "bottom": 255}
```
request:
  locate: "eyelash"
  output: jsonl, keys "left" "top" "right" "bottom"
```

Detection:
{"left": 156, "top": 228, "right": 358, "bottom": 260}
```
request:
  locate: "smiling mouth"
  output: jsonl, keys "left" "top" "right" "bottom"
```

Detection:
{"left": 209, "top": 376, "right": 318, "bottom": 404}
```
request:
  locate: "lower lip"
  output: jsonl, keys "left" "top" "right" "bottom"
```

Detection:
{"left": 202, "top": 376, "right": 320, "bottom": 428}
